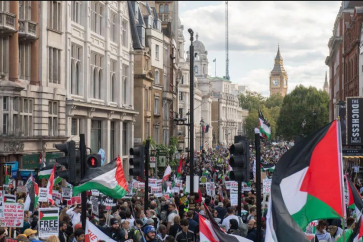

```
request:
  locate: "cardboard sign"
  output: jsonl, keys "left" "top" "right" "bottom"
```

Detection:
{"left": 38, "top": 207, "right": 59, "bottom": 238}
{"left": 52, "top": 191, "right": 62, "bottom": 206}
{"left": 0, "top": 191, "right": 4, "bottom": 218}
{"left": 62, "top": 187, "right": 71, "bottom": 199}
{"left": 67, "top": 196, "right": 81, "bottom": 206}
{"left": 0, "top": 203, "right": 24, "bottom": 227}
{"left": 38, "top": 188, "right": 48, "bottom": 202}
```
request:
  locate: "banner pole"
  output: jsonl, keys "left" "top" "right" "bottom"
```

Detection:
{"left": 337, "top": 118, "right": 346, "bottom": 239}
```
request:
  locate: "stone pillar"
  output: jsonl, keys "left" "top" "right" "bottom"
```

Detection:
{"left": 86, "top": 118, "right": 92, "bottom": 151}
{"left": 30, "top": 1, "right": 39, "bottom": 85}
{"left": 9, "top": 1, "right": 19, "bottom": 81}
{"left": 104, "top": 119, "right": 111, "bottom": 163}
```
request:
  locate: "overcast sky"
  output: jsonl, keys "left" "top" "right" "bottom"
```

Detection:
{"left": 179, "top": 1, "right": 341, "bottom": 97}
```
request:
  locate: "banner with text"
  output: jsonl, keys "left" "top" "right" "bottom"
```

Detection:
{"left": 38, "top": 207, "right": 59, "bottom": 238}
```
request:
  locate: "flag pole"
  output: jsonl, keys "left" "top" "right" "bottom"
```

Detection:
{"left": 337, "top": 117, "right": 346, "bottom": 239}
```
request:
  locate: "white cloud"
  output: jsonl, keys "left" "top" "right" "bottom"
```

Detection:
{"left": 179, "top": 1, "right": 341, "bottom": 97}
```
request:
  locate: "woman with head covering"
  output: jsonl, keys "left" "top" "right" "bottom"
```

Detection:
{"left": 227, "top": 219, "right": 240, "bottom": 235}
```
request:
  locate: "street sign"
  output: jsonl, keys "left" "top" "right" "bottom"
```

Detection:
{"left": 150, "top": 156, "right": 156, "bottom": 168}
{"left": 158, "top": 156, "right": 167, "bottom": 167}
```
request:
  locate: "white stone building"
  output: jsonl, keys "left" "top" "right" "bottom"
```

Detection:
{"left": 64, "top": 1, "right": 137, "bottom": 175}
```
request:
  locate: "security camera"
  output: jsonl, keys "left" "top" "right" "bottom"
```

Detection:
{"left": 188, "top": 28, "right": 193, "bottom": 34}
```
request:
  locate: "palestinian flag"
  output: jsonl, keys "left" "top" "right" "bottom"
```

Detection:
{"left": 39, "top": 208, "right": 59, "bottom": 221}
{"left": 38, "top": 153, "right": 42, "bottom": 164}
{"left": 348, "top": 215, "right": 363, "bottom": 242}
{"left": 162, "top": 165, "right": 172, "bottom": 182}
{"left": 202, "top": 205, "right": 252, "bottom": 242}
{"left": 4, "top": 194, "right": 16, "bottom": 203}
{"left": 259, "top": 110, "right": 271, "bottom": 140}
{"left": 261, "top": 163, "right": 275, "bottom": 173}
{"left": 346, "top": 175, "right": 363, "bottom": 219}
{"left": 25, "top": 174, "right": 39, "bottom": 212}
{"left": 176, "top": 159, "right": 183, "bottom": 178}
{"left": 38, "top": 168, "right": 53, "bottom": 180}
{"left": 4, "top": 165, "right": 9, "bottom": 185}
{"left": 73, "top": 156, "right": 128, "bottom": 199}
{"left": 46, "top": 164, "right": 56, "bottom": 205}
{"left": 265, "top": 120, "right": 344, "bottom": 242}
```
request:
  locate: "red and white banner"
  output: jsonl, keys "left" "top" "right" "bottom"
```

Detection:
{"left": 85, "top": 220, "right": 116, "bottom": 242}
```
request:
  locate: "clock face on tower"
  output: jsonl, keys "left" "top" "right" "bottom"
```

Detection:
{"left": 272, "top": 79, "right": 279, "bottom": 86}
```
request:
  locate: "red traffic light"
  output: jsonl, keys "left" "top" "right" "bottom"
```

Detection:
{"left": 86, "top": 154, "right": 101, "bottom": 168}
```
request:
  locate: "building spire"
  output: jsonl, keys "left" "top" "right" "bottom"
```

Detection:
{"left": 275, "top": 44, "right": 282, "bottom": 60}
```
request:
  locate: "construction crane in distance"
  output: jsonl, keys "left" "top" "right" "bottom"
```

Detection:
{"left": 225, "top": 1, "right": 230, "bottom": 80}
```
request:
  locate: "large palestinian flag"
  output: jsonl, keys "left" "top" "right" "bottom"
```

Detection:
{"left": 73, "top": 156, "right": 128, "bottom": 199}
{"left": 346, "top": 175, "right": 363, "bottom": 219}
{"left": 265, "top": 120, "right": 344, "bottom": 242}
{"left": 259, "top": 110, "right": 271, "bottom": 140}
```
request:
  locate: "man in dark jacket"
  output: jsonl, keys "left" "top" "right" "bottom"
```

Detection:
{"left": 98, "top": 218, "right": 124, "bottom": 242}
{"left": 59, "top": 221, "right": 68, "bottom": 242}
{"left": 215, "top": 202, "right": 227, "bottom": 222}
{"left": 175, "top": 219, "right": 195, "bottom": 242}
{"left": 246, "top": 219, "right": 257, "bottom": 242}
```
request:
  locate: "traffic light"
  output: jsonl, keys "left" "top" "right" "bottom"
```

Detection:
{"left": 55, "top": 141, "right": 77, "bottom": 185}
{"left": 229, "top": 141, "right": 249, "bottom": 182}
{"left": 129, "top": 146, "right": 145, "bottom": 177}
{"left": 85, "top": 154, "right": 102, "bottom": 175}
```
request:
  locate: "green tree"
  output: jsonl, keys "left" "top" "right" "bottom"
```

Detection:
{"left": 277, "top": 85, "right": 329, "bottom": 139}
{"left": 239, "top": 91, "right": 266, "bottom": 111}
{"left": 265, "top": 93, "right": 284, "bottom": 109}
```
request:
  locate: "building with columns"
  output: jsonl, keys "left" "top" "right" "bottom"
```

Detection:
{"left": 64, "top": 1, "right": 137, "bottom": 178}
{"left": 0, "top": 1, "right": 68, "bottom": 177}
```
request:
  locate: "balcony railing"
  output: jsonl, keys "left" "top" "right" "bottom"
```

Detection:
{"left": 18, "top": 19, "right": 37, "bottom": 41}
{"left": 0, "top": 11, "right": 16, "bottom": 35}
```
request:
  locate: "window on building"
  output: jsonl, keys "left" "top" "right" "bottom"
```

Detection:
{"left": 91, "top": 52, "right": 103, "bottom": 99}
{"left": 110, "top": 12, "right": 116, "bottom": 42}
{"left": 71, "top": 118, "right": 78, "bottom": 135}
{"left": 2, "top": 97, "right": 9, "bottom": 135}
{"left": 19, "top": 43, "right": 31, "bottom": 80}
{"left": 155, "top": 45, "right": 159, "bottom": 60}
{"left": 179, "top": 92, "right": 183, "bottom": 101}
{"left": 48, "top": 101, "right": 58, "bottom": 136}
{"left": 48, "top": 47, "right": 61, "bottom": 84}
{"left": 179, "top": 108, "right": 183, "bottom": 118}
{"left": 71, "top": 1, "right": 81, "bottom": 24}
{"left": 110, "top": 60, "right": 116, "bottom": 102}
{"left": 146, "top": 122, "right": 150, "bottom": 139}
{"left": 19, "top": 1, "right": 31, "bottom": 20}
{"left": 14, "top": 97, "right": 33, "bottom": 136}
{"left": 110, "top": 121, "right": 115, "bottom": 160}
{"left": 122, "top": 122, "right": 127, "bottom": 155}
{"left": 122, "top": 20, "right": 128, "bottom": 47}
{"left": 154, "top": 98, "right": 159, "bottom": 115}
{"left": 122, "top": 65, "right": 128, "bottom": 105}
{"left": 155, "top": 70, "right": 159, "bottom": 84}
{"left": 91, "top": 120, "right": 101, "bottom": 153}
{"left": 48, "top": 1, "right": 62, "bottom": 31}
{"left": 159, "top": 4, "right": 164, "bottom": 13}
{"left": 0, "top": 2, "right": 9, "bottom": 11}
{"left": 163, "top": 101, "right": 168, "bottom": 120}
{"left": 0, "top": 38, "right": 9, "bottom": 76}
{"left": 163, "top": 129, "right": 168, "bottom": 146}
{"left": 91, "top": 1, "right": 103, "bottom": 35}
{"left": 144, "top": 89, "right": 148, "bottom": 111}
{"left": 154, "top": 126, "right": 159, "bottom": 144}
{"left": 71, "top": 43, "right": 82, "bottom": 95}
{"left": 164, "top": 4, "right": 169, "bottom": 13}
{"left": 194, "top": 66, "right": 198, "bottom": 74}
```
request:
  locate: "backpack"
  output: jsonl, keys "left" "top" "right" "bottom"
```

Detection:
{"left": 237, "top": 216, "right": 248, "bottom": 237}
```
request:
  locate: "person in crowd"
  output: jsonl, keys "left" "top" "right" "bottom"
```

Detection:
{"left": 157, "top": 224, "right": 168, "bottom": 241}
{"left": 126, "top": 210, "right": 135, "bottom": 228}
{"left": 129, "top": 219, "right": 144, "bottom": 242}
{"left": 222, "top": 207, "right": 239, "bottom": 231}
{"left": 194, "top": 226, "right": 200, "bottom": 242}
{"left": 246, "top": 219, "right": 257, "bottom": 242}
{"left": 315, "top": 220, "right": 332, "bottom": 242}
{"left": 17, "top": 234, "right": 29, "bottom": 242}
{"left": 24, "top": 229, "right": 41, "bottom": 242}
{"left": 59, "top": 221, "right": 68, "bottom": 242}
{"left": 144, "top": 225, "right": 162, "bottom": 242}
{"left": 72, "top": 229, "right": 85, "bottom": 242}
{"left": 0, "top": 228, "right": 5, "bottom": 242}
{"left": 215, "top": 202, "right": 227, "bottom": 222}
{"left": 47, "top": 235, "right": 60, "bottom": 242}
{"left": 167, "top": 204, "right": 178, "bottom": 232}
{"left": 175, "top": 219, "right": 195, "bottom": 242}
{"left": 227, "top": 219, "right": 240, "bottom": 235}
{"left": 66, "top": 204, "right": 82, "bottom": 226}
{"left": 169, "top": 215, "right": 182, "bottom": 238}
{"left": 210, "top": 209, "right": 221, "bottom": 224}
{"left": 247, "top": 206, "right": 256, "bottom": 222}
{"left": 186, "top": 211, "right": 198, "bottom": 232}
{"left": 98, "top": 218, "right": 124, "bottom": 241}
{"left": 164, "top": 236, "right": 175, "bottom": 242}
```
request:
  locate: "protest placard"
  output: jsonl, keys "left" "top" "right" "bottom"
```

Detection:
{"left": 86, "top": 220, "right": 116, "bottom": 242}
{"left": 62, "top": 187, "right": 71, "bottom": 199}
{"left": 38, "top": 188, "right": 48, "bottom": 202}
{"left": 157, "top": 179, "right": 162, "bottom": 187}
{"left": 0, "top": 203, "right": 24, "bottom": 227}
{"left": 16, "top": 186, "right": 27, "bottom": 193}
{"left": 91, "top": 196, "right": 99, "bottom": 216}
{"left": 149, "top": 179, "right": 157, "bottom": 187}
{"left": 67, "top": 196, "right": 81, "bottom": 206}
{"left": 101, "top": 196, "right": 116, "bottom": 209}
{"left": 91, "top": 190, "right": 100, "bottom": 196}
{"left": 52, "top": 191, "right": 62, "bottom": 206}
{"left": 38, "top": 207, "right": 59, "bottom": 238}
{"left": 0, "top": 191, "right": 4, "bottom": 218}
{"left": 151, "top": 187, "right": 162, "bottom": 197}
{"left": 263, "top": 179, "right": 272, "bottom": 194}
{"left": 230, "top": 188, "right": 238, "bottom": 206}
{"left": 137, "top": 182, "right": 145, "bottom": 189}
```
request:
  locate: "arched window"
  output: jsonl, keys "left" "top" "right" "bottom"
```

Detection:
{"left": 165, "top": 4, "right": 169, "bottom": 13}
{"left": 159, "top": 4, "right": 164, "bottom": 13}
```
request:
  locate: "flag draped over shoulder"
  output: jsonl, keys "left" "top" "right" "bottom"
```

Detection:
{"left": 202, "top": 204, "right": 252, "bottom": 242}
{"left": 73, "top": 156, "right": 128, "bottom": 199}
{"left": 259, "top": 110, "right": 271, "bottom": 140}
{"left": 265, "top": 120, "right": 344, "bottom": 242}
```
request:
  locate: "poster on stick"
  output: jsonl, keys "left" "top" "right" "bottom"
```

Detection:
{"left": 38, "top": 207, "right": 59, "bottom": 238}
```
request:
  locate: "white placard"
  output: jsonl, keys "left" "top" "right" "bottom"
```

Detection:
{"left": 52, "top": 191, "right": 62, "bottom": 206}
{"left": 38, "top": 188, "right": 48, "bottom": 202}
{"left": 0, "top": 203, "right": 24, "bottom": 227}
{"left": 262, "top": 179, "right": 272, "bottom": 194}
{"left": 151, "top": 187, "right": 162, "bottom": 197}
{"left": 0, "top": 191, "right": 4, "bottom": 218}
{"left": 62, "top": 187, "right": 71, "bottom": 199}
{"left": 38, "top": 207, "right": 59, "bottom": 238}
{"left": 149, "top": 179, "right": 157, "bottom": 187}
{"left": 230, "top": 188, "right": 238, "bottom": 206}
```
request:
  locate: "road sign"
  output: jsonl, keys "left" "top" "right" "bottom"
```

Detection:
{"left": 150, "top": 156, "right": 156, "bottom": 168}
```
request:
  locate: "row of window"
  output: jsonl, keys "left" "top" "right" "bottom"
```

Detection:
{"left": 145, "top": 122, "right": 169, "bottom": 146}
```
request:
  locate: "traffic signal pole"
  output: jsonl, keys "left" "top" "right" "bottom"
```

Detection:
{"left": 237, "top": 180, "right": 242, "bottom": 217}
{"left": 255, "top": 133, "right": 262, "bottom": 242}
{"left": 80, "top": 134, "right": 87, "bottom": 231}
{"left": 144, "top": 140, "right": 150, "bottom": 212}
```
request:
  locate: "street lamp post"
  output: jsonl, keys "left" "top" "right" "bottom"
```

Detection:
{"left": 200, "top": 119, "right": 205, "bottom": 151}
{"left": 188, "top": 28, "right": 196, "bottom": 208}
{"left": 312, "top": 110, "right": 317, "bottom": 131}
{"left": 301, "top": 119, "right": 306, "bottom": 136}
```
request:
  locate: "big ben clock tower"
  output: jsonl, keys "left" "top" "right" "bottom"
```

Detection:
{"left": 270, "top": 45, "right": 288, "bottom": 97}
